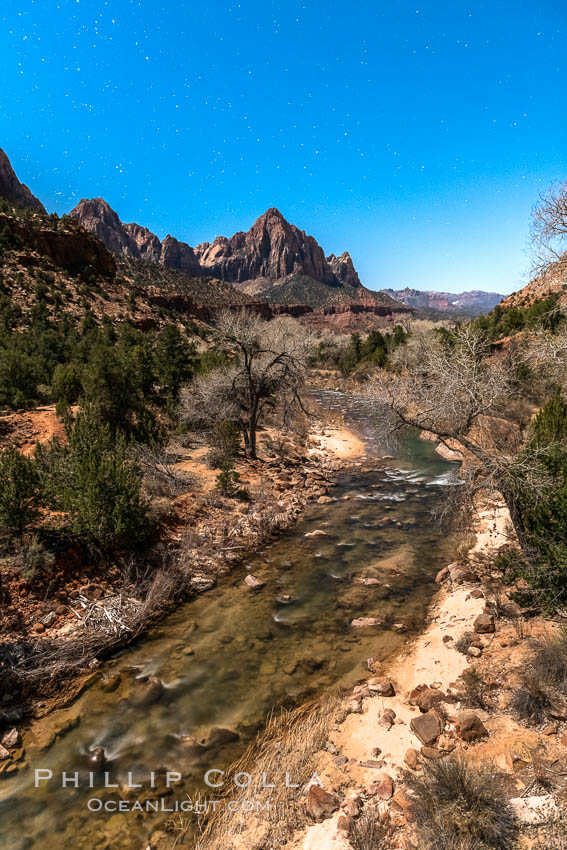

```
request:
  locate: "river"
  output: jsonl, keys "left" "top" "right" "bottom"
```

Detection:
{"left": 0, "top": 391, "right": 460, "bottom": 850}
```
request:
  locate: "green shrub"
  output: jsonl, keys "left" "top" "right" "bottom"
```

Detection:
{"left": 0, "top": 446, "right": 40, "bottom": 535}
{"left": 51, "top": 361, "right": 83, "bottom": 406}
{"left": 36, "top": 407, "right": 148, "bottom": 554}
{"left": 15, "top": 535, "right": 55, "bottom": 581}
{"left": 206, "top": 420, "right": 241, "bottom": 467}
{"left": 506, "top": 391, "right": 567, "bottom": 611}
{"left": 407, "top": 756, "right": 517, "bottom": 850}
{"left": 153, "top": 325, "right": 196, "bottom": 400}
{"left": 216, "top": 461, "right": 240, "bottom": 497}
{"left": 0, "top": 348, "right": 39, "bottom": 409}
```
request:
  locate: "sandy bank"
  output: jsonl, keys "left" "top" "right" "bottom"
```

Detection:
{"left": 309, "top": 425, "right": 366, "bottom": 461}
{"left": 286, "top": 499, "right": 514, "bottom": 850}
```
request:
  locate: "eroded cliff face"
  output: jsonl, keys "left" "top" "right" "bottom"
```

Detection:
{"left": 0, "top": 213, "right": 116, "bottom": 277}
{"left": 160, "top": 235, "right": 201, "bottom": 277}
{"left": 194, "top": 207, "right": 342, "bottom": 287}
{"left": 70, "top": 201, "right": 365, "bottom": 295}
{"left": 71, "top": 199, "right": 203, "bottom": 279}
{"left": 327, "top": 251, "right": 361, "bottom": 288}
{"left": 0, "top": 149, "right": 46, "bottom": 214}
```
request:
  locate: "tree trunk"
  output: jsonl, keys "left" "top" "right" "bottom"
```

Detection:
{"left": 249, "top": 422, "right": 257, "bottom": 459}
{"left": 500, "top": 486, "right": 530, "bottom": 554}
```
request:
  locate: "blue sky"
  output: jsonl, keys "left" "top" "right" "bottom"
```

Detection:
{"left": 1, "top": 0, "right": 565, "bottom": 294}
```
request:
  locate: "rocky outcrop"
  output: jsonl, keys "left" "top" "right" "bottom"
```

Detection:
{"left": 71, "top": 198, "right": 136, "bottom": 255}
{"left": 147, "top": 293, "right": 313, "bottom": 323}
{"left": 160, "top": 234, "right": 201, "bottom": 277}
{"left": 0, "top": 149, "right": 46, "bottom": 213}
{"left": 71, "top": 199, "right": 205, "bottom": 279}
{"left": 72, "top": 200, "right": 366, "bottom": 300}
{"left": 327, "top": 251, "right": 361, "bottom": 288}
{"left": 123, "top": 222, "right": 162, "bottom": 263}
{"left": 0, "top": 213, "right": 116, "bottom": 277}
{"left": 194, "top": 207, "right": 347, "bottom": 288}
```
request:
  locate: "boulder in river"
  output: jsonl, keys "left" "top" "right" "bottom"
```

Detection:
{"left": 276, "top": 594, "right": 295, "bottom": 604}
{"left": 88, "top": 747, "right": 106, "bottom": 768}
{"left": 245, "top": 574, "right": 265, "bottom": 589}
{"left": 1, "top": 728, "right": 20, "bottom": 749}
{"left": 351, "top": 617, "right": 383, "bottom": 629}
{"left": 135, "top": 676, "right": 165, "bottom": 707}
{"left": 206, "top": 728, "right": 240, "bottom": 749}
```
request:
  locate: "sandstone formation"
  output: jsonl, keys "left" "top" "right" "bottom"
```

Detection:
{"left": 0, "top": 148, "right": 46, "bottom": 213}
{"left": 70, "top": 199, "right": 389, "bottom": 309}
{"left": 194, "top": 207, "right": 341, "bottom": 286}
{"left": 0, "top": 212, "right": 116, "bottom": 277}
{"left": 327, "top": 251, "right": 361, "bottom": 288}
{"left": 70, "top": 198, "right": 202, "bottom": 277}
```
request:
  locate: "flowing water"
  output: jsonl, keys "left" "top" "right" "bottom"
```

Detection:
{"left": 1, "top": 392, "right": 460, "bottom": 850}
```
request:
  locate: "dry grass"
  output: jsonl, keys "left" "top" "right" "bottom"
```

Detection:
{"left": 511, "top": 668, "right": 557, "bottom": 725}
{"left": 454, "top": 631, "right": 475, "bottom": 655}
{"left": 406, "top": 755, "right": 518, "bottom": 850}
{"left": 349, "top": 805, "right": 392, "bottom": 849}
{"left": 181, "top": 693, "right": 343, "bottom": 850}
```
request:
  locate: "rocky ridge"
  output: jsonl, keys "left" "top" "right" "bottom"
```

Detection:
{"left": 70, "top": 198, "right": 201, "bottom": 277}
{"left": 0, "top": 148, "right": 46, "bottom": 214}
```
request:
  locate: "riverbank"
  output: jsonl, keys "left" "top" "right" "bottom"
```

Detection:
{"left": 188, "top": 491, "right": 567, "bottom": 850}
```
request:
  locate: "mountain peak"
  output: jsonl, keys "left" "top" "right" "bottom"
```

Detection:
{"left": 0, "top": 148, "right": 46, "bottom": 213}
{"left": 70, "top": 195, "right": 364, "bottom": 300}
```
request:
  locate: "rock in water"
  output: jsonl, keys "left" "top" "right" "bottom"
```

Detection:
{"left": 351, "top": 617, "right": 382, "bottom": 628}
{"left": 88, "top": 747, "right": 106, "bottom": 768}
{"left": 245, "top": 574, "right": 265, "bottom": 589}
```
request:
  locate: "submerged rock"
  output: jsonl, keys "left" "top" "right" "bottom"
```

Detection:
{"left": 245, "top": 574, "right": 265, "bottom": 589}
{"left": 351, "top": 617, "right": 383, "bottom": 629}
{"left": 88, "top": 747, "right": 106, "bottom": 768}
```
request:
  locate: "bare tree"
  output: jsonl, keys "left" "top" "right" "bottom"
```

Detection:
{"left": 531, "top": 181, "right": 567, "bottom": 279}
{"left": 180, "top": 310, "right": 313, "bottom": 459}
{"left": 368, "top": 324, "right": 554, "bottom": 548}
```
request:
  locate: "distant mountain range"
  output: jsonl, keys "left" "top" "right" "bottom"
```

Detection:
{"left": 381, "top": 287, "right": 504, "bottom": 316}
{"left": 69, "top": 198, "right": 402, "bottom": 313}
{"left": 0, "top": 147, "right": 504, "bottom": 322}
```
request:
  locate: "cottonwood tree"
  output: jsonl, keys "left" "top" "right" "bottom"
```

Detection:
{"left": 531, "top": 180, "right": 567, "bottom": 279}
{"left": 368, "top": 324, "right": 553, "bottom": 548}
{"left": 180, "top": 310, "right": 313, "bottom": 459}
